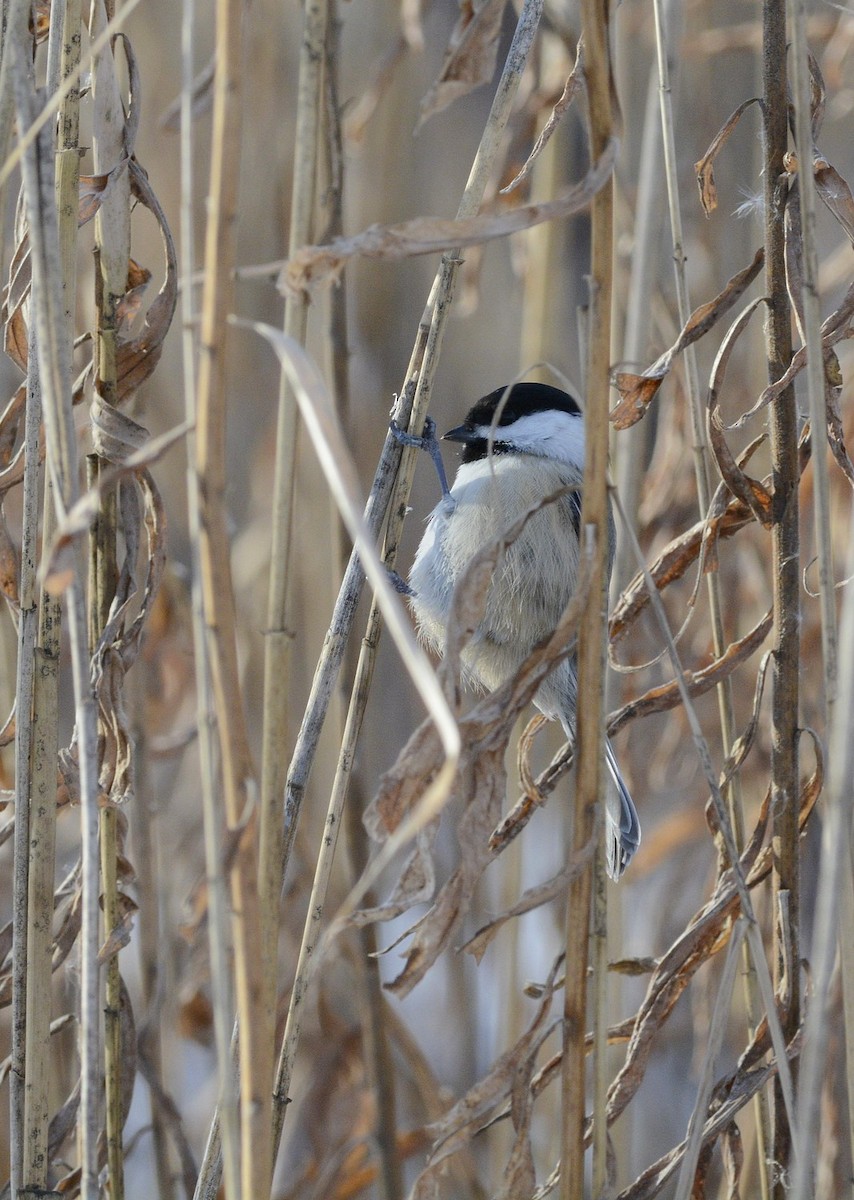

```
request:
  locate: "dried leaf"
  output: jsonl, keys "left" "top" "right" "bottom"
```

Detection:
{"left": 0, "top": 508, "right": 19, "bottom": 606}
{"left": 112, "top": 161, "right": 178, "bottom": 403}
{"left": 808, "top": 49, "right": 827, "bottom": 142}
{"left": 610, "top": 249, "right": 764, "bottom": 431}
{"left": 607, "top": 609, "right": 773, "bottom": 739}
{"left": 0, "top": 385, "right": 25, "bottom": 467}
{"left": 410, "top": 960, "right": 562, "bottom": 1197}
{"left": 78, "top": 161, "right": 129, "bottom": 226}
{"left": 384, "top": 744, "right": 504, "bottom": 996}
{"left": 460, "top": 861, "right": 575, "bottom": 962}
{"left": 30, "top": 0, "right": 50, "bottom": 40}
{"left": 97, "top": 899, "right": 137, "bottom": 963}
{"left": 417, "top": 0, "right": 507, "bottom": 128}
{"left": 501, "top": 39, "right": 585, "bottom": 195}
{"left": 116, "top": 258, "right": 152, "bottom": 328}
{"left": 610, "top": 498, "right": 754, "bottom": 642}
{"left": 610, "top": 372, "right": 665, "bottom": 430}
{"left": 282, "top": 139, "right": 617, "bottom": 294}
{"left": 342, "top": 36, "right": 409, "bottom": 145}
{"left": 814, "top": 157, "right": 854, "bottom": 244}
{"left": 695, "top": 98, "right": 762, "bottom": 216}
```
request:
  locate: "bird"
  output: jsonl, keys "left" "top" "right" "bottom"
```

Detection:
{"left": 398, "top": 381, "right": 640, "bottom": 879}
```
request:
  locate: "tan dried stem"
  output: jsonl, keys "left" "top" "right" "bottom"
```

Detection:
{"left": 786, "top": 2, "right": 847, "bottom": 1193}
{"left": 11, "top": 54, "right": 102, "bottom": 1200}
{"left": 88, "top": 3, "right": 130, "bottom": 1193}
{"left": 258, "top": 0, "right": 329, "bottom": 1087}
{"left": 761, "top": 4, "right": 801, "bottom": 1190}
{"left": 193, "top": 0, "right": 271, "bottom": 1193}
{"left": 179, "top": 0, "right": 240, "bottom": 1195}
{"left": 559, "top": 3, "right": 613, "bottom": 1198}
{"left": 17, "top": 9, "right": 79, "bottom": 1188}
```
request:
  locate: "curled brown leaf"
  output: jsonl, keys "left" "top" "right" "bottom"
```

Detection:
{"left": 417, "top": 0, "right": 507, "bottom": 129}
{"left": 694, "top": 97, "right": 763, "bottom": 216}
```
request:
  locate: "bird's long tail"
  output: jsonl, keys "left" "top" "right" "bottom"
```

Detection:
{"left": 604, "top": 739, "right": 641, "bottom": 880}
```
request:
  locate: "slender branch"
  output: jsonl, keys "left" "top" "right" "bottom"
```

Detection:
{"left": 762, "top": 4, "right": 801, "bottom": 1189}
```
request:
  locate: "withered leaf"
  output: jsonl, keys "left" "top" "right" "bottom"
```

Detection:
{"left": 808, "top": 49, "right": 827, "bottom": 143}
{"left": 410, "top": 960, "right": 561, "bottom": 1196}
{"left": 282, "top": 139, "right": 616, "bottom": 294}
{"left": 814, "top": 157, "right": 854, "bottom": 244}
{"left": 112, "top": 161, "right": 177, "bottom": 404}
{"left": 116, "top": 258, "right": 152, "bottom": 328}
{"left": 611, "top": 249, "right": 764, "bottom": 431}
{"left": 0, "top": 508, "right": 19, "bottom": 606}
{"left": 384, "top": 744, "right": 504, "bottom": 996}
{"left": 417, "top": 0, "right": 507, "bottom": 129}
{"left": 607, "top": 609, "right": 773, "bottom": 739}
{"left": 78, "top": 162, "right": 128, "bottom": 226}
{"left": 501, "top": 39, "right": 585, "bottom": 195}
{"left": 461, "top": 861, "right": 575, "bottom": 963}
{"left": 30, "top": 0, "right": 50, "bottom": 40}
{"left": 708, "top": 408, "right": 773, "bottom": 527}
{"left": 695, "top": 97, "right": 762, "bottom": 216}
{"left": 610, "top": 372, "right": 665, "bottom": 430}
{"left": 0, "top": 384, "right": 25, "bottom": 467}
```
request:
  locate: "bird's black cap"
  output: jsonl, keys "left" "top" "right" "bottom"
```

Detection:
{"left": 443, "top": 382, "right": 582, "bottom": 463}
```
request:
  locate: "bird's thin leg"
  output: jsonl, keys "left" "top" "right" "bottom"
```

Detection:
{"left": 389, "top": 416, "right": 451, "bottom": 498}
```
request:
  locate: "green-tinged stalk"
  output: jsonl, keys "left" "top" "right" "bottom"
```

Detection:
{"left": 179, "top": 0, "right": 240, "bottom": 1196}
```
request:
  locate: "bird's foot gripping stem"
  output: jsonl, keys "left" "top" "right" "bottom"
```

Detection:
{"left": 390, "top": 416, "right": 451, "bottom": 498}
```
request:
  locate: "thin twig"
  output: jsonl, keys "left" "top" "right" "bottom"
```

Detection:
{"left": 761, "top": 3, "right": 801, "bottom": 1189}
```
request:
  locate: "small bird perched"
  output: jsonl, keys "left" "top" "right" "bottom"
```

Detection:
{"left": 399, "top": 381, "right": 640, "bottom": 879}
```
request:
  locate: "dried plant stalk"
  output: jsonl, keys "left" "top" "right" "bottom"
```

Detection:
{"left": 12, "top": 56, "right": 102, "bottom": 1200}
{"left": 258, "top": 0, "right": 329, "bottom": 1059}
{"left": 786, "top": 1, "right": 846, "bottom": 1193}
{"left": 560, "top": 3, "right": 614, "bottom": 1197}
{"left": 762, "top": 3, "right": 801, "bottom": 1190}
{"left": 193, "top": 0, "right": 272, "bottom": 1193}
{"left": 88, "top": 3, "right": 130, "bottom": 1193}
{"left": 178, "top": 0, "right": 240, "bottom": 1195}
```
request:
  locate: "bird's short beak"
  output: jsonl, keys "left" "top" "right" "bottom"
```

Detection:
{"left": 443, "top": 424, "right": 479, "bottom": 444}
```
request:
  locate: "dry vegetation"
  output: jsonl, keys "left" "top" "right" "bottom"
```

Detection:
{"left": 0, "top": 0, "right": 852, "bottom": 1197}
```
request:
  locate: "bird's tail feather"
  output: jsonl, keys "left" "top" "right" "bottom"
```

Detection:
{"left": 604, "top": 739, "right": 641, "bottom": 880}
